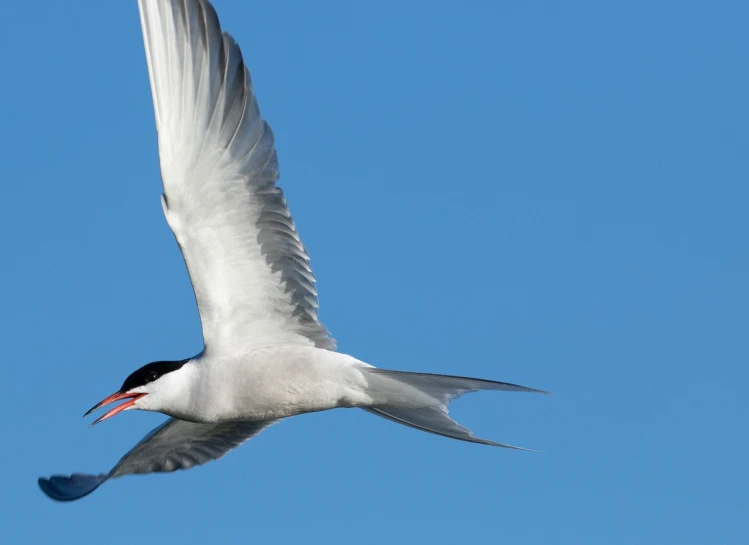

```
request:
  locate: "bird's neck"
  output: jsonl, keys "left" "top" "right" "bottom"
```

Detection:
{"left": 140, "top": 361, "right": 202, "bottom": 420}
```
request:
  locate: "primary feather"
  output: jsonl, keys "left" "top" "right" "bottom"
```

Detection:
{"left": 140, "top": 0, "right": 334, "bottom": 352}
{"left": 38, "top": 418, "right": 277, "bottom": 501}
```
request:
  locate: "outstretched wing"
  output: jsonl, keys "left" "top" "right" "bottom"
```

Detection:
{"left": 38, "top": 418, "right": 278, "bottom": 501}
{"left": 138, "top": 0, "right": 334, "bottom": 351}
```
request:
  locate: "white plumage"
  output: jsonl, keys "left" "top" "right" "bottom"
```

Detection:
{"left": 38, "top": 0, "right": 546, "bottom": 502}
{"left": 140, "top": 0, "right": 333, "bottom": 351}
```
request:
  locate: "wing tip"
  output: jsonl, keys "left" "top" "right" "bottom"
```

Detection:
{"left": 38, "top": 473, "right": 109, "bottom": 502}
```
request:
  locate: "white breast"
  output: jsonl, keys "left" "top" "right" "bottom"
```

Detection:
{"left": 186, "top": 346, "right": 373, "bottom": 422}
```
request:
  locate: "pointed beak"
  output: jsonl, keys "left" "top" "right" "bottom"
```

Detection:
{"left": 83, "top": 391, "right": 147, "bottom": 427}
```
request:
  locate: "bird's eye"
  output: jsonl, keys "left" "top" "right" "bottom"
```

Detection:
{"left": 147, "top": 371, "right": 159, "bottom": 383}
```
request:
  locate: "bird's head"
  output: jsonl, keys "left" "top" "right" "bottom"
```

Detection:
{"left": 84, "top": 359, "right": 190, "bottom": 426}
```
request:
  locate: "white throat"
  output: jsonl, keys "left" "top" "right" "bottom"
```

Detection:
{"left": 133, "top": 362, "right": 201, "bottom": 420}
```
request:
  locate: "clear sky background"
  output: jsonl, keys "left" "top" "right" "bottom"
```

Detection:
{"left": 0, "top": 0, "right": 746, "bottom": 543}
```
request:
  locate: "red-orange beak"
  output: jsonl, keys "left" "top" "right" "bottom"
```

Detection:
{"left": 83, "top": 391, "right": 147, "bottom": 427}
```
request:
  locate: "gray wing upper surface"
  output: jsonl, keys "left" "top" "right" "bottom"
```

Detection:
{"left": 38, "top": 418, "right": 278, "bottom": 501}
{"left": 138, "top": 0, "right": 335, "bottom": 351}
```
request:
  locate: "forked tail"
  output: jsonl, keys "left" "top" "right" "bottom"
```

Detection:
{"left": 361, "top": 368, "right": 549, "bottom": 450}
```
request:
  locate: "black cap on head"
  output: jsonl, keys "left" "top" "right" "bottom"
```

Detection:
{"left": 120, "top": 359, "right": 189, "bottom": 393}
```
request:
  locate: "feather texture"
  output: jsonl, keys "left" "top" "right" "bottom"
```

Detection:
{"left": 38, "top": 418, "right": 278, "bottom": 501}
{"left": 139, "top": 0, "right": 334, "bottom": 351}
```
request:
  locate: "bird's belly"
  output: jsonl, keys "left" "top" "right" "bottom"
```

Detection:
{"left": 204, "top": 385, "right": 341, "bottom": 422}
{"left": 190, "top": 347, "right": 372, "bottom": 422}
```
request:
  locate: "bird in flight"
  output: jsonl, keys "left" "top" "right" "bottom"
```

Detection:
{"left": 38, "top": 0, "right": 548, "bottom": 502}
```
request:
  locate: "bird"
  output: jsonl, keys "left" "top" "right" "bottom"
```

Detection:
{"left": 38, "top": 0, "right": 548, "bottom": 502}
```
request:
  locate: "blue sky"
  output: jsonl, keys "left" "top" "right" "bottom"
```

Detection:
{"left": 1, "top": 0, "right": 746, "bottom": 543}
